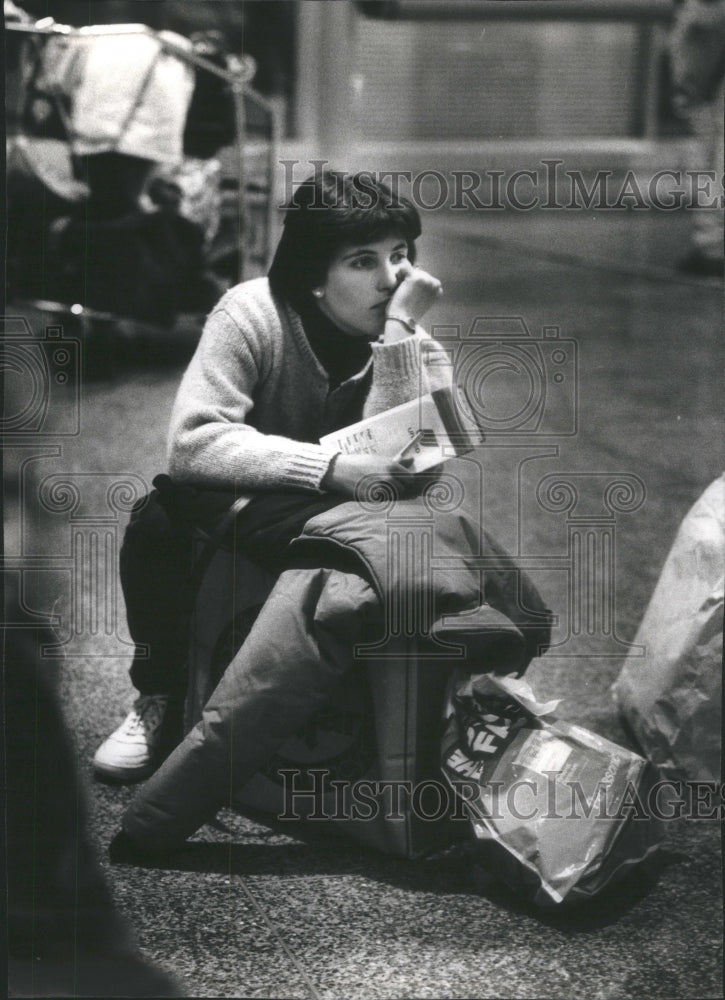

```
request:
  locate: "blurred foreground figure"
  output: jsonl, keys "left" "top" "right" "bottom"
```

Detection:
{"left": 669, "top": 0, "right": 725, "bottom": 275}
{"left": 4, "top": 613, "right": 182, "bottom": 997}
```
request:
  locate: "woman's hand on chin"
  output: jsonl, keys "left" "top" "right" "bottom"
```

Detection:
{"left": 384, "top": 262, "right": 443, "bottom": 341}
{"left": 321, "top": 453, "right": 418, "bottom": 499}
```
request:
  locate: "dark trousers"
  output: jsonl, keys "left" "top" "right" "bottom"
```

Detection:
{"left": 122, "top": 487, "right": 346, "bottom": 697}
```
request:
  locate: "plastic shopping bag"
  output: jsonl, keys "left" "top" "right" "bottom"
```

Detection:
{"left": 612, "top": 474, "right": 723, "bottom": 782}
{"left": 441, "top": 673, "right": 664, "bottom": 906}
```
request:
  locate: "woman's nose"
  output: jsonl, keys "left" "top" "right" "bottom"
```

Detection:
{"left": 377, "top": 260, "right": 399, "bottom": 291}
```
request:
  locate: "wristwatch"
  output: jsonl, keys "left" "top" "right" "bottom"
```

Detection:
{"left": 386, "top": 314, "right": 417, "bottom": 333}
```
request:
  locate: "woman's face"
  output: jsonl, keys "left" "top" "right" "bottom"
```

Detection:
{"left": 314, "top": 234, "right": 411, "bottom": 338}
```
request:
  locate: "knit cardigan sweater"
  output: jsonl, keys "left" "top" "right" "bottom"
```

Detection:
{"left": 167, "top": 277, "right": 451, "bottom": 494}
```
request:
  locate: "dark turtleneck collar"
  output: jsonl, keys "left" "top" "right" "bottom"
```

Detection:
{"left": 296, "top": 297, "right": 374, "bottom": 390}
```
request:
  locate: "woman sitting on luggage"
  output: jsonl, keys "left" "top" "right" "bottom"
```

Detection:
{"left": 97, "top": 168, "right": 455, "bottom": 853}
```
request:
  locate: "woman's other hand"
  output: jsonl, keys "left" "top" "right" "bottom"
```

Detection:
{"left": 384, "top": 261, "right": 443, "bottom": 341}
{"left": 321, "top": 453, "right": 419, "bottom": 499}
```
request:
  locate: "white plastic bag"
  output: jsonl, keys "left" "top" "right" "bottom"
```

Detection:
{"left": 442, "top": 673, "right": 664, "bottom": 906}
{"left": 612, "top": 474, "right": 723, "bottom": 782}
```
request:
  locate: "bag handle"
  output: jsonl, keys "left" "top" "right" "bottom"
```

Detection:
{"left": 151, "top": 473, "right": 252, "bottom": 602}
{"left": 186, "top": 494, "right": 251, "bottom": 599}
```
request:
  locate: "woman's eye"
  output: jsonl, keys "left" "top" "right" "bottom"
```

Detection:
{"left": 391, "top": 251, "right": 408, "bottom": 264}
{"left": 350, "top": 257, "right": 375, "bottom": 269}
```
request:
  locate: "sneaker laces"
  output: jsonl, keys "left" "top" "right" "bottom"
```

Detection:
{"left": 123, "top": 695, "right": 168, "bottom": 737}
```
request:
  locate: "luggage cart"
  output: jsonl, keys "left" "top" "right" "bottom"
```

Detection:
{"left": 5, "top": 16, "right": 280, "bottom": 342}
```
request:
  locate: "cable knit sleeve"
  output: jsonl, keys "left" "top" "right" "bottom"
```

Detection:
{"left": 167, "top": 293, "right": 336, "bottom": 491}
{"left": 362, "top": 328, "right": 453, "bottom": 418}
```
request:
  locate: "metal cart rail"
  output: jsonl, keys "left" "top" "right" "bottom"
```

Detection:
{"left": 6, "top": 17, "right": 280, "bottom": 337}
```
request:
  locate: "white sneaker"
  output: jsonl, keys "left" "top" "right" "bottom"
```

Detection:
{"left": 93, "top": 695, "right": 169, "bottom": 782}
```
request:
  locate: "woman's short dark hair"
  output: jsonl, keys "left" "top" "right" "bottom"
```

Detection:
{"left": 268, "top": 169, "right": 421, "bottom": 309}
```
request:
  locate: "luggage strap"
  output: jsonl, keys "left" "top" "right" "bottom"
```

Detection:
{"left": 186, "top": 494, "right": 250, "bottom": 599}
{"left": 151, "top": 473, "right": 251, "bottom": 603}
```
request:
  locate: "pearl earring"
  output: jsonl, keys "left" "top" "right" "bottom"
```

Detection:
{"left": 312, "top": 289, "right": 324, "bottom": 299}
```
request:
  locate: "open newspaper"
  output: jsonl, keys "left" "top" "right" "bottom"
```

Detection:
{"left": 320, "top": 387, "right": 481, "bottom": 472}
